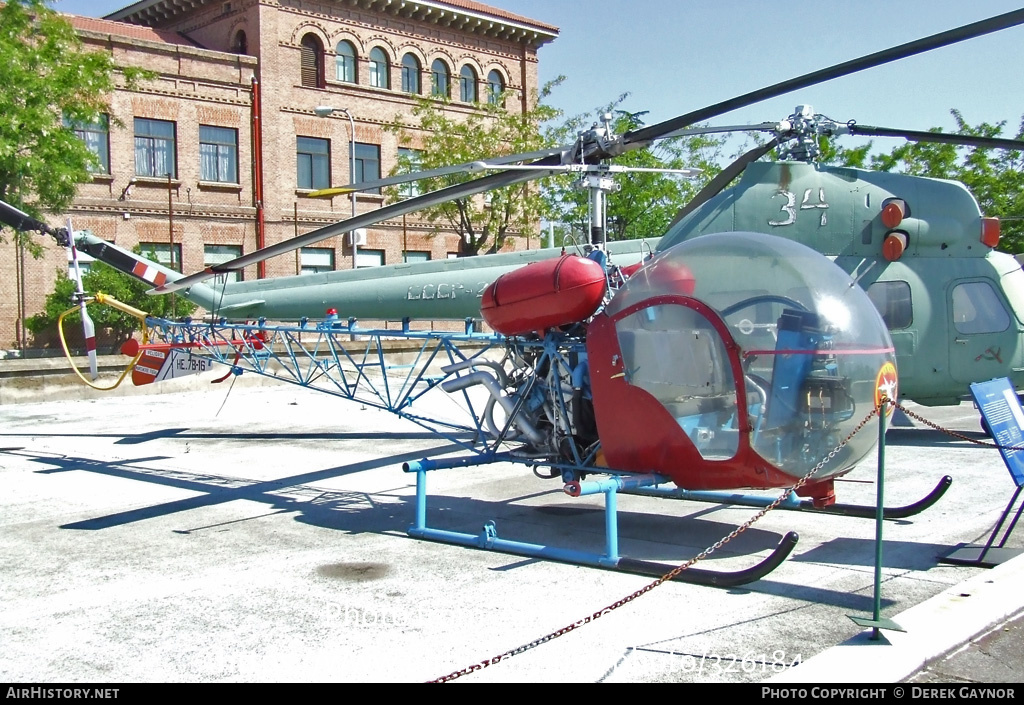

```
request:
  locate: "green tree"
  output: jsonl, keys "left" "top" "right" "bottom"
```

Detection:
{"left": 0, "top": 0, "right": 147, "bottom": 253}
{"left": 26, "top": 253, "right": 197, "bottom": 349}
{"left": 544, "top": 96, "right": 728, "bottom": 243}
{"left": 385, "top": 83, "right": 561, "bottom": 255}
{"left": 823, "top": 110, "right": 1024, "bottom": 253}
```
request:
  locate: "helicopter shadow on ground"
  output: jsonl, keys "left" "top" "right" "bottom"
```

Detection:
{"left": 3, "top": 444, "right": 885, "bottom": 609}
{"left": 346, "top": 494, "right": 903, "bottom": 612}
{"left": 8, "top": 441, "right": 785, "bottom": 558}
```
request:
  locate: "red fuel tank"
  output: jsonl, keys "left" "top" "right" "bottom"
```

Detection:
{"left": 481, "top": 255, "right": 607, "bottom": 336}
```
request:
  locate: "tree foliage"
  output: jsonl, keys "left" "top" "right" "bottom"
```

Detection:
{"left": 822, "top": 110, "right": 1024, "bottom": 253}
{"left": 543, "top": 95, "right": 728, "bottom": 244}
{"left": 0, "top": 0, "right": 147, "bottom": 253}
{"left": 26, "top": 253, "right": 197, "bottom": 349}
{"left": 385, "top": 83, "right": 561, "bottom": 256}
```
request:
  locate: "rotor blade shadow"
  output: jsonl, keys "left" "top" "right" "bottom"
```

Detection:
{"left": 30, "top": 443, "right": 464, "bottom": 530}
{"left": 0, "top": 430, "right": 476, "bottom": 445}
{"left": 885, "top": 428, "right": 991, "bottom": 448}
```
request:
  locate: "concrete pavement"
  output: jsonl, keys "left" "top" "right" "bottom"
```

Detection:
{"left": 1, "top": 373, "right": 1022, "bottom": 683}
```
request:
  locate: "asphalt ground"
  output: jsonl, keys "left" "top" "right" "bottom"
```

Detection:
{"left": 1, "top": 376, "right": 1022, "bottom": 683}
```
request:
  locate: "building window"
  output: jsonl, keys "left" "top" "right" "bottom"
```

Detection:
{"left": 300, "top": 247, "right": 334, "bottom": 275}
{"left": 356, "top": 249, "right": 385, "bottom": 268}
{"left": 397, "top": 147, "right": 423, "bottom": 198}
{"left": 300, "top": 33, "right": 325, "bottom": 89}
{"left": 401, "top": 53, "right": 420, "bottom": 94}
{"left": 404, "top": 250, "right": 430, "bottom": 263}
{"left": 369, "top": 47, "right": 389, "bottom": 89}
{"left": 134, "top": 118, "right": 176, "bottom": 178}
{"left": 204, "top": 244, "right": 243, "bottom": 283}
{"left": 232, "top": 30, "right": 247, "bottom": 54}
{"left": 487, "top": 70, "right": 505, "bottom": 105}
{"left": 67, "top": 248, "right": 95, "bottom": 278}
{"left": 459, "top": 65, "right": 477, "bottom": 103}
{"left": 296, "top": 136, "right": 330, "bottom": 190}
{"left": 431, "top": 59, "right": 449, "bottom": 98}
{"left": 66, "top": 114, "right": 110, "bottom": 174}
{"left": 140, "top": 242, "right": 182, "bottom": 272}
{"left": 354, "top": 143, "right": 380, "bottom": 194}
{"left": 199, "top": 126, "right": 238, "bottom": 184}
{"left": 336, "top": 40, "right": 356, "bottom": 83}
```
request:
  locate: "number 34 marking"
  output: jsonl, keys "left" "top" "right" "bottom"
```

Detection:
{"left": 769, "top": 188, "right": 829, "bottom": 227}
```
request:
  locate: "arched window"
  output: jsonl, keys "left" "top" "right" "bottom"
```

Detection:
{"left": 431, "top": 59, "right": 449, "bottom": 98}
{"left": 232, "top": 30, "right": 247, "bottom": 55}
{"left": 487, "top": 70, "right": 504, "bottom": 105}
{"left": 459, "top": 65, "right": 477, "bottom": 103}
{"left": 300, "top": 33, "right": 325, "bottom": 89}
{"left": 335, "top": 40, "right": 356, "bottom": 83}
{"left": 401, "top": 53, "right": 420, "bottom": 94}
{"left": 369, "top": 47, "right": 389, "bottom": 89}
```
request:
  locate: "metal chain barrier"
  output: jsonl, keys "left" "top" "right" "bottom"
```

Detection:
{"left": 890, "top": 398, "right": 1024, "bottom": 451}
{"left": 429, "top": 403, "right": 884, "bottom": 683}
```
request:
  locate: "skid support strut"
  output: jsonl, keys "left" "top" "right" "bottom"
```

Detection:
{"left": 403, "top": 458, "right": 798, "bottom": 587}
{"left": 621, "top": 475, "right": 952, "bottom": 520}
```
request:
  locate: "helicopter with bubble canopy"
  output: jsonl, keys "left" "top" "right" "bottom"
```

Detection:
{"left": 5, "top": 8, "right": 1024, "bottom": 585}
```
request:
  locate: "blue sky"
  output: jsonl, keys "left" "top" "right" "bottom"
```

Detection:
{"left": 52, "top": 0, "right": 1024, "bottom": 148}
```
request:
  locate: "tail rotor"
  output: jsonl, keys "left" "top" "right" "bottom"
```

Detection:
{"left": 66, "top": 217, "right": 98, "bottom": 381}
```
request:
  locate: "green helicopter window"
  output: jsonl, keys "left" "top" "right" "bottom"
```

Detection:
{"left": 867, "top": 281, "right": 913, "bottom": 330}
{"left": 952, "top": 281, "right": 1009, "bottom": 335}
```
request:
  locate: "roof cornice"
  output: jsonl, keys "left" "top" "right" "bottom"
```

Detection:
{"left": 105, "top": 0, "right": 559, "bottom": 48}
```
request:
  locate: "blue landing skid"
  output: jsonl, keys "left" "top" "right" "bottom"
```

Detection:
{"left": 622, "top": 476, "right": 953, "bottom": 520}
{"left": 403, "top": 457, "right": 798, "bottom": 588}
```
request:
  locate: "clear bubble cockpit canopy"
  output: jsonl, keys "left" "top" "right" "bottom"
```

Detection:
{"left": 608, "top": 232, "right": 895, "bottom": 477}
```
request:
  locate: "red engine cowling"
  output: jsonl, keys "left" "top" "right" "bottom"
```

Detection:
{"left": 481, "top": 255, "right": 607, "bottom": 336}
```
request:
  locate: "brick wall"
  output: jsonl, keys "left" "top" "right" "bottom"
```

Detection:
{"left": 3, "top": 0, "right": 555, "bottom": 352}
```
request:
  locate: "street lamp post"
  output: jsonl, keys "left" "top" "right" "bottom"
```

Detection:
{"left": 314, "top": 106, "right": 358, "bottom": 269}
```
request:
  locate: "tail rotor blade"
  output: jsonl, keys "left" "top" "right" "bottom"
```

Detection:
{"left": 80, "top": 304, "right": 99, "bottom": 381}
{"left": 67, "top": 218, "right": 99, "bottom": 381}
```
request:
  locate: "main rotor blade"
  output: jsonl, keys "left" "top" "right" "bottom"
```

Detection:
{"left": 622, "top": 8, "right": 1024, "bottom": 149}
{"left": 308, "top": 146, "right": 568, "bottom": 198}
{"left": 153, "top": 155, "right": 563, "bottom": 292}
{"left": 667, "top": 138, "right": 781, "bottom": 230}
{"left": 846, "top": 124, "right": 1024, "bottom": 151}
{"left": 0, "top": 199, "right": 50, "bottom": 234}
{"left": 658, "top": 122, "right": 780, "bottom": 140}
{"left": 157, "top": 8, "right": 1024, "bottom": 292}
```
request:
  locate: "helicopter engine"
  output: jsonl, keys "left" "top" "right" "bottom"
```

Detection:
{"left": 444, "top": 254, "right": 607, "bottom": 460}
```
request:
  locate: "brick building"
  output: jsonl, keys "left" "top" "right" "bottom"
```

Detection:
{"left": 2, "top": 0, "right": 557, "bottom": 352}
